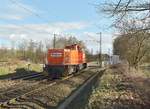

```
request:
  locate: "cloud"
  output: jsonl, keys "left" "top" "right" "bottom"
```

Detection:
{"left": 0, "top": 22, "right": 114, "bottom": 54}
{"left": 0, "top": 22, "right": 89, "bottom": 42}
{"left": 0, "top": 15, "right": 25, "bottom": 20}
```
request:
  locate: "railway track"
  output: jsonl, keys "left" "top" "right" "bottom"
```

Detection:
{"left": 0, "top": 78, "right": 50, "bottom": 102}
{"left": 0, "top": 81, "right": 57, "bottom": 109}
{"left": 0, "top": 73, "right": 47, "bottom": 94}
{"left": 0, "top": 67, "right": 104, "bottom": 109}
{"left": 0, "top": 79, "right": 55, "bottom": 107}
{"left": 22, "top": 74, "right": 46, "bottom": 80}
{"left": 11, "top": 73, "right": 44, "bottom": 80}
{"left": 0, "top": 71, "right": 75, "bottom": 108}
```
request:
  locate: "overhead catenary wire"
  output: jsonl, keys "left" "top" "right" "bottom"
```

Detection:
{"left": 10, "top": 0, "right": 103, "bottom": 40}
{"left": 7, "top": 0, "right": 69, "bottom": 39}
{"left": 9, "top": 0, "right": 50, "bottom": 23}
{"left": 86, "top": 34, "right": 100, "bottom": 43}
{"left": 0, "top": 0, "right": 57, "bottom": 37}
{"left": 4, "top": 0, "right": 89, "bottom": 39}
{"left": 6, "top": 0, "right": 49, "bottom": 33}
{"left": 2, "top": 0, "right": 98, "bottom": 46}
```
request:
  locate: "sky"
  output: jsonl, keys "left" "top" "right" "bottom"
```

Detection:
{"left": 0, "top": 0, "right": 116, "bottom": 54}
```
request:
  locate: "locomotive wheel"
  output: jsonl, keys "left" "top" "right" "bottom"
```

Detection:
{"left": 75, "top": 65, "right": 79, "bottom": 73}
{"left": 62, "top": 70, "right": 69, "bottom": 77}
{"left": 83, "top": 63, "right": 87, "bottom": 69}
{"left": 68, "top": 66, "right": 74, "bottom": 74}
{"left": 62, "top": 66, "right": 73, "bottom": 77}
{"left": 43, "top": 66, "right": 49, "bottom": 76}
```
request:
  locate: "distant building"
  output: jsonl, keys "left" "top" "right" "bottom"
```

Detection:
{"left": 110, "top": 55, "right": 120, "bottom": 65}
{"left": 102, "top": 61, "right": 109, "bottom": 67}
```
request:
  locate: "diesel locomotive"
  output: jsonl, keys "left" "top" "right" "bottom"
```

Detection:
{"left": 43, "top": 44, "right": 87, "bottom": 78}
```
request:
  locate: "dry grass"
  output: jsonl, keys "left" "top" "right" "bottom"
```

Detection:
{"left": 0, "top": 60, "right": 42, "bottom": 76}
{"left": 86, "top": 65, "right": 150, "bottom": 109}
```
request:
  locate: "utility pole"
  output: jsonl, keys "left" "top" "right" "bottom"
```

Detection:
{"left": 53, "top": 34, "right": 56, "bottom": 48}
{"left": 85, "top": 33, "right": 102, "bottom": 67}
{"left": 108, "top": 48, "right": 111, "bottom": 65}
{"left": 97, "top": 32, "right": 102, "bottom": 67}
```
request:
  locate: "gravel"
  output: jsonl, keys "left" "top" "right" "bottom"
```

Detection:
{"left": 0, "top": 80, "right": 26, "bottom": 93}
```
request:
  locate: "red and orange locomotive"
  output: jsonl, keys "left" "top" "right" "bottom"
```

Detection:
{"left": 43, "top": 44, "right": 87, "bottom": 78}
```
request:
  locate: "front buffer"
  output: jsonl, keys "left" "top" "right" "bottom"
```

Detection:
{"left": 43, "top": 64, "right": 75, "bottom": 78}
{"left": 43, "top": 65, "right": 63, "bottom": 78}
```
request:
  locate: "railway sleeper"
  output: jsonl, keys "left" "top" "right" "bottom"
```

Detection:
{"left": 2, "top": 102, "right": 35, "bottom": 109}
{"left": 0, "top": 97, "right": 41, "bottom": 109}
{"left": 15, "top": 96, "right": 49, "bottom": 109}
{"left": 19, "top": 96, "right": 50, "bottom": 108}
{"left": 9, "top": 101, "right": 42, "bottom": 109}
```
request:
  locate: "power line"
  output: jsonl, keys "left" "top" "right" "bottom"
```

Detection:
{"left": 86, "top": 33, "right": 102, "bottom": 43}
{"left": 86, "top": 34, "right": 100, "bottom": 43}
{"left": 9, "top": 0, "right": 50, "bottom": 23}
{"left": 0, "top": 0, "right": 55, "bottom": 36}
{"left": 7, "top": 0, "right": 60, "bottom": 37}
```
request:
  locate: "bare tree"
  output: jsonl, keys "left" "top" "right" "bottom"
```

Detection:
{"left": 45, "top": 38, "right": 52, "bottom": 50}
{"left": 10, "top": 40, "right": 15, "bottom": 57}
{"left": 35, "top": 41, "right": 44, "bottom": 63}
{"left": 18, "top": 39, "right": 27, "bottom": 59}
{"left": 54, "top": 36, "right": 86, "bottom": 50}
{"left": 99, "top": 0, "right": 150, "bottom": 30}
{"left": 113, "top": 30, "right": 150, "bottom": 69}
{"left": 98, "top": 0, "right": 150, "bottom": 68}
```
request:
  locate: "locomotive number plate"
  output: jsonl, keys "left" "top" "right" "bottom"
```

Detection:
{"left": 51, "top": 53, "right": 62, "bottom": 57}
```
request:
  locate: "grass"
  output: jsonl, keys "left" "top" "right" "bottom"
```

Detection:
{"left": 86, "top": 68, "right": 124, "bottom": 109}
{"left": 140, "top": 69, "right": 150, "bottom": 78}
{"left": 29, "top": 64, "right": 43, "bottom": 72}
{"left": 139, "top": 63, "right": 150, "bottom": 77}
{"left": 139, "top": 68, "right": 150, "bottom": 78}
{"left": 0, "top": 61, "right": 43, "bottom": 76}
{"left": 86, "top": 65, "right": 150, "bottom": 109}
{"left": 0, "top": 67, "right": 10, "bottom": 75}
